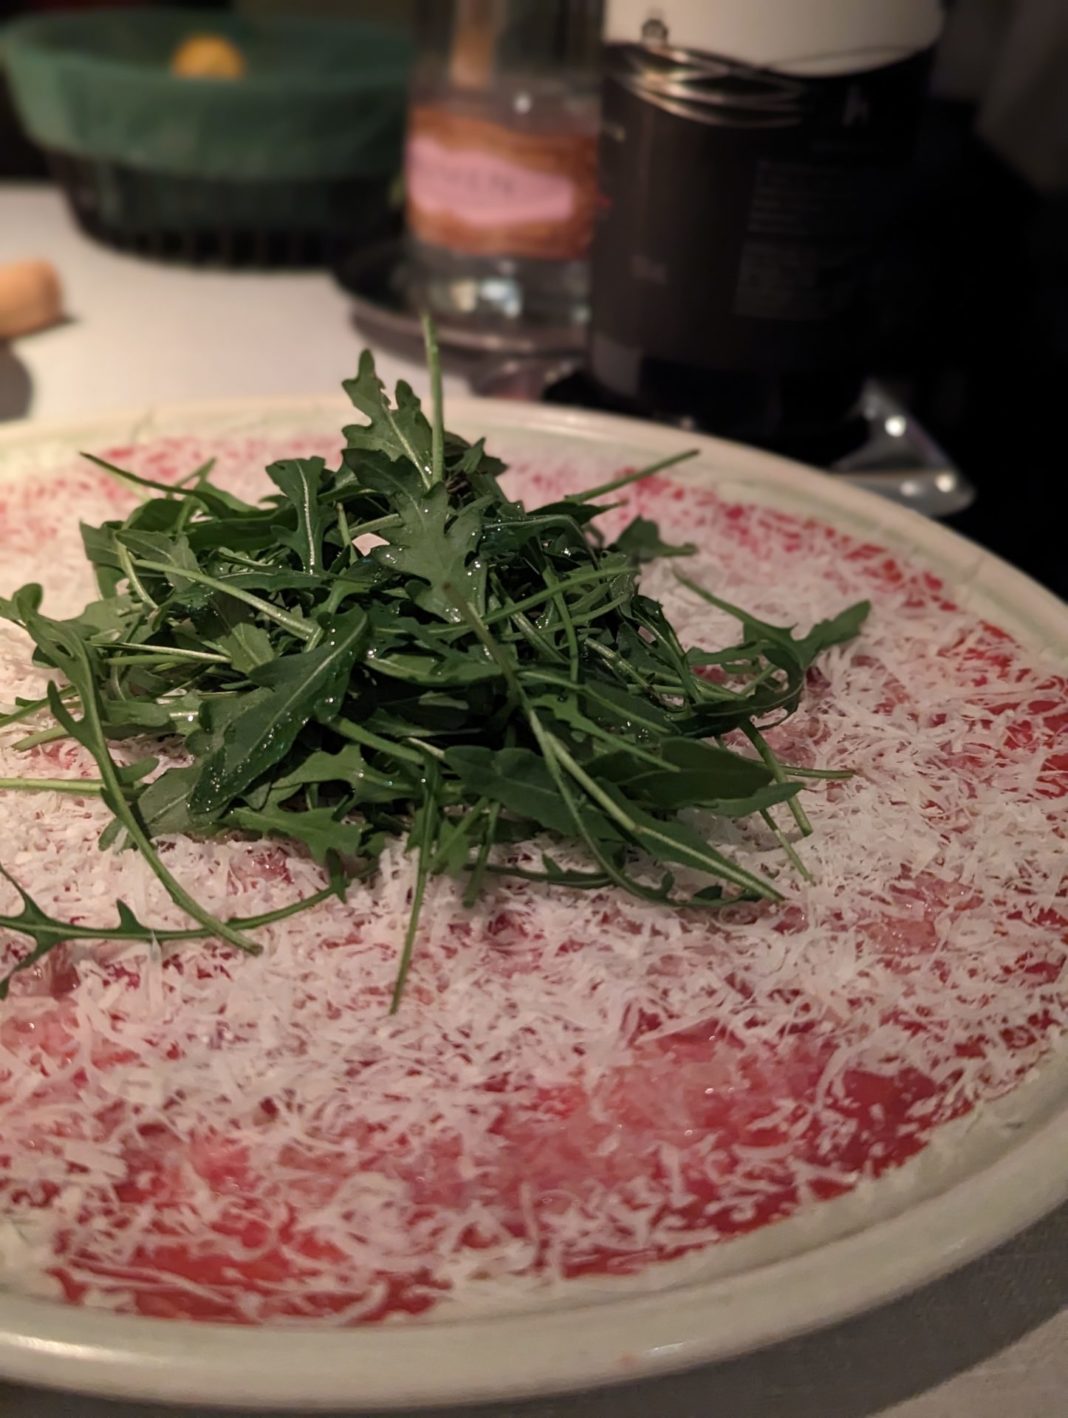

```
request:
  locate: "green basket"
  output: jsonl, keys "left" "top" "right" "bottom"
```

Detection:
{"left": 2, "top": 7, "right": 412, "bottom": 266}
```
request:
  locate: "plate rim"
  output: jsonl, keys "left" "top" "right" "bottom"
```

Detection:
{"left": 1, "top": 392, "right": 1066, "bottom": 1410}
{"left": 1, "top": 390, "right": 1058, "bottom": 630}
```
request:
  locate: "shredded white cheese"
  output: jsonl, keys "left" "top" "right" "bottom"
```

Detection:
{"left": 0, "top": 436, "right": 1064, "bottom": 1324}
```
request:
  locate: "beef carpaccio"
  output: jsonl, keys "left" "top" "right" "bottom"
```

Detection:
{"left": 1, "top": 432, "right": 1065, "bottom": 1324}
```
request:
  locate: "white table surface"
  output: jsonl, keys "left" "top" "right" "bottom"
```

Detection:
{"left": 0, "top": 184, "right": 466, "bottom": 425}
{"left": 0, "top": 183, "right": 1065, "bottom": 1418}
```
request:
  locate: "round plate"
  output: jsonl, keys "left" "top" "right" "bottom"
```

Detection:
{"left": 1, "top": 395, "right": 1066, "bottom": 1411}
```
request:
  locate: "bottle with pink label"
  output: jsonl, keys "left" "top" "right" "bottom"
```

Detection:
{"left": 405, "top": 0, "right": 602, "bottom": 333}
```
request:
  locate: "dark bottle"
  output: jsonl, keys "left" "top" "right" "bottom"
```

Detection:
{"left": 588, "top": 1, "right": 943, "bottom": 463}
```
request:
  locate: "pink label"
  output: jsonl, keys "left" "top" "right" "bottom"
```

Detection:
{"left": 407, "top": 136, "right": 577, "bottom": 229}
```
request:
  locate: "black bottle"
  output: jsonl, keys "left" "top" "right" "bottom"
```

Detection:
{"left": 588, "top": 1, "right": 943, "bottom": 463}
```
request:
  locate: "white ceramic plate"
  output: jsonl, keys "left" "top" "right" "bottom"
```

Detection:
{"left": 1, "top": 396, "right": 1066, "bottom": 1412}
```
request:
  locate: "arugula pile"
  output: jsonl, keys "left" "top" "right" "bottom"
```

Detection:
{"left": 0, "top": 325, "right": 868, "bottom": 1006}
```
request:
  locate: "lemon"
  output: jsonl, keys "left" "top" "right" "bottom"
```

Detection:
{"left": 170, "top": 34, "right": 247, "bottom": 80}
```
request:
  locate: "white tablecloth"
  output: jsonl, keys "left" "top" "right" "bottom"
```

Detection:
{"left": 0, "top": 184, "right": 1065, "bottom": 1418}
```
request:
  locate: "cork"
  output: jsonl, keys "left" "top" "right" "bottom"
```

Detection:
{"left": 0, "top": 261, "right": 63, "bottom": 341}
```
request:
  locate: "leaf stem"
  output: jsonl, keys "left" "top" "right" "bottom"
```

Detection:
{"left": 759, "top": 808, "right": 813, "bottom": 882}
{"left": 329, "top": 717, "right": 425, "bottom": 767}
{"left": 421, "top": 313, "right": 445, "bottom": 489}
{"left": 132, "top": 560, "right": 315, "bottom": 642}
{"left": 390, "top": 759, "right": 439, "bottom": 1011}
{"left": 566, "top": 449, "right": 698, "bottom": 505}
{"left": 0, "top": 685, "right": 78, "bottom": 731}
{"left": 742, "top": 722, "right": 814, "bottom": 838}
{"left": 116, "top": 541, "right": 158, "bottom": 610}
{"left": 0, "top": 777, "right": 103, "bottom": 794}
{"left": 37, "top": 659, "right": 261, "bottom": 958}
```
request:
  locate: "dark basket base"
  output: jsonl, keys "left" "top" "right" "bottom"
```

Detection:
{"left": 48, "top": 151, "right": 399, "bottom": 269}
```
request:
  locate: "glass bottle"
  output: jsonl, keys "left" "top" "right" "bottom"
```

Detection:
{"left": 405, "top": 0, "right": 602, "bottom": 333}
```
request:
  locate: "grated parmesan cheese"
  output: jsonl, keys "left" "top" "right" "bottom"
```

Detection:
{"left": 0, "top": 435, "right": 1065, "bottom": 1325}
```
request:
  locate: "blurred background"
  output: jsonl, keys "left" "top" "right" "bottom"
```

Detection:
{"left": 0, "top": 0, "right": 1064, "bottom": 598}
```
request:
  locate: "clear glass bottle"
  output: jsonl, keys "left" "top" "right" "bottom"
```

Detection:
{"left": 405, "top": 0, "right": 602, "bottom": 332}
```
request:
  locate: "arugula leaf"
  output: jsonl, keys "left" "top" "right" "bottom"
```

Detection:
{"left": 342, "top": 350, "right": 434, "bottom": 485}
{"left": 445, "top": 745, "right": 623, "bottom": 843}
{"left": 792, "top": 600, "right": 873, "bottom": 665}
{"left": 99, "top": 700, "right": 178, "bottom": 738}
{"left": 266, "top": 458, "right": 326, "bottom": 575}
{"left": 596, "top": 782, "right": 783, "bottom": 900}
{"left": 231, "top": 805, "right": 376, "bottom": 867}
{"left": 590, "top": 737, "right": 781, "bottom": 808}
{"left": 615, "top": 516, "right": 696, "bottom": 563}
{"left": 189, "top": 607, "right": 370, "bottom": 816}
{"left": 80, "top": 451, "right": 257, "bottom": 519}
{"left": 0, "top": 865, "right": 158, "bottom": 999}
{"left": 195, "top": 594, "right": 276, "bottom": 674}
{"left": 0, "top": 868, "right": 339, "bottom": 999}
{"left": 447, "top": 434, "right": 506, "bottom": 488}
{"left": 59, "top": 594, "right": 137, "bottom": 640}
{"left": 13, "top": 591, "right": 261, "bottom": 957}
{"left": 264, "top": 745, "right": 409, "bottom": 806}
{"left": 357, "top": 462, "right": 487, "bottom": 622}
{"left": 676, "top": 572, "right": 871, "bottom": 672}
{"left": 137, "top": 765, "right": 199, "bottom": 836}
